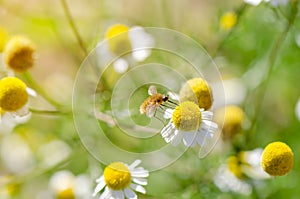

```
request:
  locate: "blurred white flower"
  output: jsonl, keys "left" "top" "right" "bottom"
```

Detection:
{"left": 214, "top": 149, "right": 270, "bottom": 195}
{"left": 0, "top": 134, "right": 35, "bottom": 173}
{"left": 97, "top": 24, "right": 154, "bottom": 74}
{"left": 214, "top": 164, "right": 252, "bottom": 195}
{"left": 240, "top": 149, "right": 271, "bottom": 179}
{"left": 0, "top": 111, "right": 31, "bottom": 134}
{"left": 211, "top": 77, "right": 247, "bottom": 108}
{"left": 244, "top": 0, "right": 289, "bottom": 6}
{"left": 295, "top": 97, "right": 300, "bottom": 122}
{"left": 37, "top": 140, "right": 71, "bottom": 168}
{"left": 93, "top": 159, "right": 149, "bottom": 199}
{"left": 49, "top": 171, "right": 92, "bottom": 199}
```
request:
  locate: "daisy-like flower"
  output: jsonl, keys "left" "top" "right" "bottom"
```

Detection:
{"left": 261, "top": 141, "right": 294, "bottom": 176}
{"left": 3, "top": 35, "right": 35, "bottom": 73}
{"left": 93, "top": 159, "right": 149, "bottom": 199}
{"left": 0, "top": 77, "right": 36, "bottom": 129}
{"left": 97, "top": 24, "right": 154, "bottom": 73}
{"left": 214, "top": 105, "right": 246, "bottom": 140}
{"left": 214, "top": 149, "right": 270, "bottom": 195}
{"left": 220, "top": 12, "right": 237, "bottom": 30}
{"left": 161, "top": 101, "right": 218, "bottom": 149}
{"left": 179, "top": 78, "right": 213, "bottom": 110}
{"left": 49, "top": 170, "right": 92, "bottom": 199}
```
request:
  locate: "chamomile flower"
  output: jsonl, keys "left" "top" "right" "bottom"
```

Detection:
{"left": 261, "top": 141, "right": 294, "bottom": 176}
{"left": 220, "top": 12, "right": 237, "bottom": 30}
{"left": 93, "top": 160, "right": 149, "bottom": 199}
{"left": 3, "top": 36, "right": 35, "bottom": 73}
{"left": 49, "top": 171, "right": 92, "bottom": 199}
{"left": 0, "top": 77, "right": 36, "bottom": 126}
{"left": 214, "top": 105, "right": 246, "bottom": 139}
{"left": 161, "top": 101, "right": 218, "bottom": 149}
{"left": 97, "top": 24, "right": 154, "bottom": 73}
{"left": 214, "top": 149, "right": 270, "bottom": 195}
{"left": 179, "top": 78, "right": 213, "bottom": 110}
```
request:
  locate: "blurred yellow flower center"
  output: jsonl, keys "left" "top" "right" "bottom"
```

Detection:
{"left": 104, "top": 162, "right": 132, "bottom": 190}
{"left": 215, "top": 105, "right": 245, "bottom": 139}
{"left": 179, "top": 78, "right": 213, "bottom": 110}
{"left": 105, "top": 24, "right": 132, "bottom": 56}
{"left": 227, "top": 156, "right": 244, "bottom": 179}
{"left": 57, "top": 188, "right": 75, "bottom": 199}
{"left": 220, "top": 12, "right": 237, "bottom": 30}
{"left": 0, "top": 27, "right": 8, "bottom": 52}
{"left": 0, "top": 77, "right": 28, "bottom": 111}
{"left": 3, "top": 36, "right": 35, "bottom": 72}
{"left": 172, "top": 101, "right": 202, "bottom": 131}
{"left": 261, "top": 142, "right": 294, "bottom": 176}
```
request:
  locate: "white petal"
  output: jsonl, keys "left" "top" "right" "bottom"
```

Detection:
{"left": 196, "top": 133, "right": 206, "bottom": 147}
{"left": 167, "top": 91, "right": 179, "bottom": 101}
{"left": 113, "top": 58, "right": 129, "bottom": 73}
{"left": 163, "top": 109, "right": 174, "bottom": 119}
{"left": 26, "top": 87, "right": 37, "bottom": 97}
{"left": 182, "top": 132, "right": 197, "bottom": 147}
{"left": 111, "top": 190, "right": 124, "bottom": 199}
{"left": 14, "top": 105, "right": 30, "bottom": 117}
{"left": 129, "top": 159, "right": 141, "bottom": 169}
{"left": 131, "top": 170, "right": 149, "bottom": 178}
{"left": 124, "top": 188, "right": 137, "bottom": 199}
{"left": 132, "top": 177, "right": 148, "bottom": 186}
{"left": 93, "top": 178, "right": 106, "bottom": 196}
{"left": 201, "top": 110, "right": 213, "bottom": 120}
{"left": 170, "top": 132, "right": 184, "bottom": 146}
{"left": 96, "top": 175, "right": 105, "bottom": 183}
{"left": 100, "top": 187, "right": 112, "bottom": 199}
{"left": 130, "top": 183, "right": 146, "bottom": 194}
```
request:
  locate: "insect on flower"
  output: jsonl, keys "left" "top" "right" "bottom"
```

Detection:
{"left": 140, "top": 85, "right": 177, "bottom": 118}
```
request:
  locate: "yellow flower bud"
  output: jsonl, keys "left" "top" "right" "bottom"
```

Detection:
{"left": 261, "top": 142, "right": 294, "bottom": 176}
{"left": 3, "top": 36, "right": 35, "bottom": 72}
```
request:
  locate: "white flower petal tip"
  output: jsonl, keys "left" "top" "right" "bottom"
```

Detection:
{"left": 113, "top": 58, "right": 129, "bottom": 73}
{"left": 26, "top": 87, "right": 37, "bottom": 97}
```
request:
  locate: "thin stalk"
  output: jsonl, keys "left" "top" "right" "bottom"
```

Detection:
{"left": 29, "top": 108, "right": 71, "bottom": 115}
{"left": 246, "top": 0, "right": 299, "bottom": 144}
{"left": 22, "top": 72, "right": 62, "bottom": 108}
{"left": 60, "top": 0, "right": 88, "bottom": 56}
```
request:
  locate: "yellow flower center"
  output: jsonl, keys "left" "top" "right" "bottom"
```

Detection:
{"left": 179, "top": 78, "right": 213, "bottom": 110}
{"left": 0, "top": 77, "right": 28, "bottom": 111}
{"left": 3, "top": 36, "right": 35, "bottom": 72}
{"left": 57, "top": 188, "right": 75, "bottom": 199}
{"left": 220, "top": 12, "right": 237, "bottom": 30}
{"left": 104, "top": 162, "right": 132, "bottom": 190}
{"left": 105, "top": 24, "right": 132, "bottom": 56}
{"left": 227, "top": 156, "right": 244, "bottom": 179}
{"left": 0, "top": 26, "right": 8, "bottom": 52}
{"left": 215, "top": 105, "right": 245, "bottom": 139}
{"left": 172, "top": 101, "right": 202, "bottom": 131}
{"left": 261, "top": 142, "right": 294, "bottom": 176}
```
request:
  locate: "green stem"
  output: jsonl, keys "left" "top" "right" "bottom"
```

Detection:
{"left": 22, "top": 72, "right": 62, "bottom": 108}
{"left": 29, "top": 108, "right": 71, "bottom": 115}
{"left": 60, "top": 0, "right": 88, "bottom": 56}
{"left": 246, "top": 0, "right": 298, "bottom": 145}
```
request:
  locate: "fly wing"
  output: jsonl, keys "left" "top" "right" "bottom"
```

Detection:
{"left": 146, "top": 103, "right": 158, "bottom": 117}
{"left": 148, "top": 85, "right": 157, "bottom": 96}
